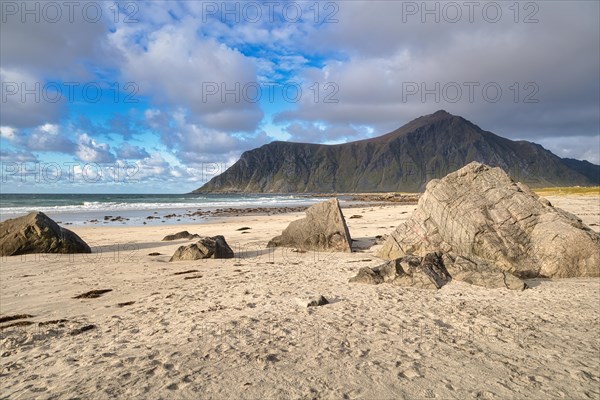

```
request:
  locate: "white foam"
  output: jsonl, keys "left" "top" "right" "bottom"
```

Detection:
{"left": 0, "top": 196, "right": 321, "bottom": 218}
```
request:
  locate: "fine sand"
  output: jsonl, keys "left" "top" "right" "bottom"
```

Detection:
{"left": 1, "top": 196, "right": 599, "bottom": 399}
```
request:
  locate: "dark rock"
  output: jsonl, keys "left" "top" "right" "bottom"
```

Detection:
{"left": 267, "top": 198, "right": 352, "bottom": 252}
{"left": 70, "top": 324, "right": 97, "bottom": 336}
{"left": 162, "top": 231, "right": 201, "bottom": 241}
{"left": 307, "top": 295, "right": 329, "bottom": 307}
{"left": 183, "top": 275, "right": 203, "bottom": 280}
{"left": 173, "top": 269, "right": 200, "bottom": 275}
{"left": 0, "top": 314, "right": 33, "bottom": 324}
{"left": 169, "top": 236, "right": 234, "bottom": 261}
{"left": 296, "top": 295, "right": 330, "bottom": 307}
{"left": 349, "top": 253, "right": 451, "bottom": 290}
{"left": 349, "top": 266, "right": 384, "bottom": 284}
{"left": 443, "top": 254, "right": 526, "bottom": 290}
{"left": 73, "top": 289, "right": 112, "bottom": 299}
{"left": 0, "top": 212, "right": 91, "bottom": 256}
{"left": 419, "top": 252, "right": 452, "bottom": 289}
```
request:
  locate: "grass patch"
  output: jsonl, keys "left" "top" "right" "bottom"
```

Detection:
{"left": 533, "top": 187, "right": 600, "bottom": 196}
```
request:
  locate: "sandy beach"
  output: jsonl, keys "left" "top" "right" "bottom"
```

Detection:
{"left": 1, "top": 195, "right": 599, "bottom": 399}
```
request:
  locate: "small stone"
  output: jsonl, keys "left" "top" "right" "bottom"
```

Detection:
{"left": 296, "top": 296, "right": 329, "bottom": 308}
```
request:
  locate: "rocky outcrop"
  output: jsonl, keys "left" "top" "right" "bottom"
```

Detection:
{"left": 350, "top": 252, "right": 451, "bottom": 289}
{"left": 378, "top": 162, "right": 600, "bottom": 279}
{"left": 169, "top": 236, "right": 234, "bottom": 261}
{"left": 162, "top": 231, "right": 200, "bottom": 241}
{"left": 267, "top": 198, "right": 352, "bottom": 252}
{"left": 194, "top": 110, "right": 599, "bottom": 193}
{"left": 351, "top": 252, "right": 526, "bottom": 290}
{"left": 442, "top": 254, "right": 526, "bottom": 290}
{"left": 0, "top": 212, "right": 91, "bottom": 256}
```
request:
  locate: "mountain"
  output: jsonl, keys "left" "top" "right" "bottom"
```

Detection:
{"left": 194, "top": 110, "right": 600, "bottom": 193}
{"left": 561, "top": 158, "right": 600, "bottom": 184}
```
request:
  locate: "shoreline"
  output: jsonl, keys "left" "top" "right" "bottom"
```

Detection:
{"left": 0, "top": 199, "right": 418, "bottom": 227}
{"left": 3, "top": 186, "right": 597, "bottom": 227}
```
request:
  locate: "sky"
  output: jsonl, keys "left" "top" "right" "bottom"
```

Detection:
{"left": 1, "top": 0, "right": 599, "bottom": 193}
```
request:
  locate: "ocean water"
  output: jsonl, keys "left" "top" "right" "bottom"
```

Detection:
{"left": 0, "top": 193, "right": 323, "bottom": 226}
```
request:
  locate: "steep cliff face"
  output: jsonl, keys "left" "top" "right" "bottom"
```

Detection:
{"left": 194, "top": 110, "right": 599, "bottom": 193}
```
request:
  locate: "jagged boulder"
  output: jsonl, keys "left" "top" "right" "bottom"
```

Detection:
{"left": 0, "top": 212, "right": 91, "bottom": 256}
{"left": 351, "top": 252, "right": 526, "bottom": 290}
{"left": 378, "top": 162, "right": 600, "bottom": 278}
{"left": 350, "top": 252, "right": 451, "bottom": 289}
{"left": 267, "top": 198, "right": 352, "bottom": 252}
{"left": 169, "top": 236, "right": 234, "bottom": 261}
{"left": 162, "top": 231, "right": 200, "bottom": 241}
{"left": 442, "top": 254, "right": 526, "bottom": 290}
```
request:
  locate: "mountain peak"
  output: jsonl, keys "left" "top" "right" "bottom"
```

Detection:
{"left": 432, "top": 109, "right": 452, "bottom": 117}
{"left": 194, "top": 111, "right": 599, "bottom": 193}
{"left": 423, "top": 109, "right": 461, "bottom": 123}
{"left": 371, "top": 109, "right": 466, "bottom": 143}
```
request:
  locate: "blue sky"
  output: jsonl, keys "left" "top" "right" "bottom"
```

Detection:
{"left": 1, "top": 0, "right": 599, "bottom": 193}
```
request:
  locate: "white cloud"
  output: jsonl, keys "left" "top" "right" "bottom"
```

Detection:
{"left": 27, "top": 124, "right": 76, "bottom": 153}
{"left": 0, "top": 1, "right": 114, "bottom": 79}
{"left": 115, "top": 143, "right": 150, "bottom": 159}
{"left": 111, "top": 16, "right": 263, "bottom": 132}
{"left": 39, "top": 123, "right": 59, "bottom": 135}
{"left": 271, "top": 1, "right": 599, "bottom": 161}
{"left": 0, "top": 126, "right": 18, "bottom": 141}
{"left": 75, "top": 133, "right": 116, "bottom": 163}
{"left": 0, "top": 68, "right": 66, "bottom": 128}
{"left": 537, "top": 135, "right": 600, "bottom": 165}
{"left": 132, "top": 153, "right": 204, "bottom": 183}
{"left": 284, "top": 121, "right": 374, "bottom": 143}
{"left": 1, "top": 0, "right": 598, "bottom": 182}
{"left": 0, "top": 149, "right": 38, "bottom": 163}
{"left": 143, "top": 107, "right": 272, "bottom": 165}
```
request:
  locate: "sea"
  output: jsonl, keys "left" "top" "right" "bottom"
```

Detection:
{"left": 0, "top": 193, "right": 325, "bottom": 226}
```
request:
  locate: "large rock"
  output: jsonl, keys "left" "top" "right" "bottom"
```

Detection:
{"left": 350, "top": 252, "right": 451, "bottom": 290}
{"left": 351, "top": 252, "right": 526, "bottom": 291}
{"left": 169, "top": 236, "right": 234, "bottom": 261}
{"left": 267, "top": 198, "right": 352, "bottom": 252}
{"left": 442, "top": 254, "right": 526, "bottom": 290}
{"left": 378, "top": 162, "right": 600, "bottom": 278}
{"left": 162, "top": 231, "right": 200, "bottom": 241}
{"left": 0, "top": 212, "right": 91, "bottom": 256}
